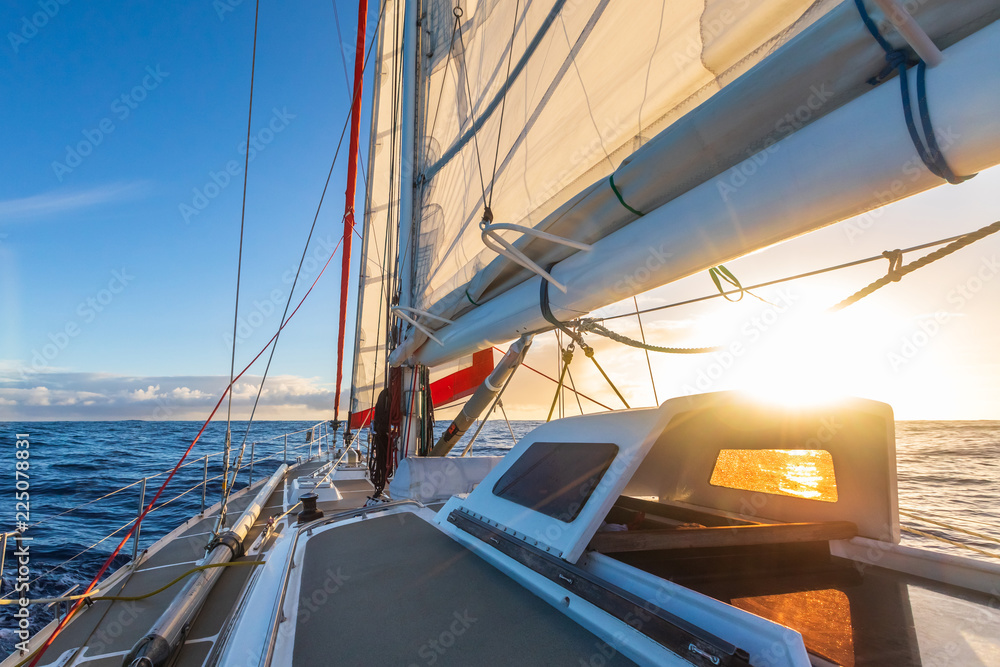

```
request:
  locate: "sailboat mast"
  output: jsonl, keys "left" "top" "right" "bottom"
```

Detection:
{"left": 395, "top": 0, "right": 418, "bottom": 314}
{"left": 396, "top": 0, "right": 422, "bottom": 455}
{"left": 333, "top": 0, "right": 370, "bottom": 427}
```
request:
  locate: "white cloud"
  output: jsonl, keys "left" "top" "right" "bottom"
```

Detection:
{"left": 169, "top": 386, "right": 209, "bottom": 401}
{"left": 130, "top": 384, "right": 161, "bottom": 401}
{"left": 0, "top": 371, "right": 339, "bottom": 420}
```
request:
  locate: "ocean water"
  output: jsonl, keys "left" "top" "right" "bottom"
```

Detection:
{"left": 1, "top": 419, "right": 997, "bottom": 654}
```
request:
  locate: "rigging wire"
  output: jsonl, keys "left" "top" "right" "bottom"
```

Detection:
{"left": 454, "top": 7, "right": 489, "bottom": 205}
{"left": 540, "top": 271, "right": 630, "bottom": 408}
{"left": 2, "top": 561, "right": 265, "bottom": 608}
{"left": 224, "top": 0, "right": 262, "bottom": 504}
{"left": 547, "top": 340, "right": 573, "bottom": 422}
{"left": 900, "top": 507, "right": 1000, "bottom": 531}
{"left": 492, "top": 345, "right": 613, "bottom": 410}
{"left": 486, "top": 0, "right": 520, "bottom": 209}
{"left": 497, "top": 399, "right": 517, "bottom": 447}
{"left": 216, "top": 0, "right": 388, "bottom": 529}
{"left": 427, "top": 8, "right": 462, "bottom": 145}
{"left": 901, "top": 526, "right": 1000, "bottom": 560}
{"left": 598, "top": 226, "right": 996, "bottom": 323}
{"left": 563, "top": 352, "right": 585, "bottom": 416}
{"left": 460, "top": 363, "right": 519, "bottom": 456}
{"left": 331, "top": 0, "right": 374, "bottom": 200}
{"left": 25, "top": 5, "right": 397, "bottom": 652}
{"left": 898, "top": 509, "right": 1000, "bottom": 546}
{"left": 26, "top": 231, "right": 346, "bottom": 667}
{"left": 363, "top": 0, "right": 403, "bottom": 425}
{"left": 578, "top": 320, "right": 720, "bottom": 355}
{"left": 555, "top": 329, "right": 564, "bottom": 419}
{"left": 562, "top": 222, "right": 1000, "bottom": 373}
{"left": 830, "top": 220, "right": 1000, "bottom": 311}
{"left": 634, "top": 296, "right": 658, "bottom": 405}
{"left": 332, "top": 0, "right": 371, "bottom": 427}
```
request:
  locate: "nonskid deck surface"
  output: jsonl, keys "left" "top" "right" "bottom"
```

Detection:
{"left": 292, "top": 512, "right": 635, "bottom": 666}
{"left": 18, "top": 460, "right": 373, "bottom": 667}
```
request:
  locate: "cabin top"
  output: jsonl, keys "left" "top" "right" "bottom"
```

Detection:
{"left": 438, "top": 391, "right": 897, "bottom": 563}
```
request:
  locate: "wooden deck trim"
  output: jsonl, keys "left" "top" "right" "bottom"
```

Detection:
{"left": 589, "top": 521, "right": 858, "bottom": 553}
{"left": 615, "top": 495, "right": 760, "bottom": 527}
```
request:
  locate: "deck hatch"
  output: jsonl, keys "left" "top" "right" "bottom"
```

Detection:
{"left": 492, "top": 441, "right": 618, "bottom": 522}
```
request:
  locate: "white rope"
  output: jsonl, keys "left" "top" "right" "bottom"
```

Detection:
{"left": 481, "top": 222, "right": 592, "bottom": 293}
{"left": 391, "top": 306, "right": 455, "bottom": 345}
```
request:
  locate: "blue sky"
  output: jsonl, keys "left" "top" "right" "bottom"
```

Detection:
{"left": 2, "top": 1, "right": 999, "bottom": 421}
{"left": 2, "top": 0, "right": 372, "bottom": 419}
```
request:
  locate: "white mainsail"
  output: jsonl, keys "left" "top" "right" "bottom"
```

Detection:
{"left": 369, "top": 0, "right": 999, "bottom": 368}
{"left": 412, "top": 0, "right": 834, "bottom": 308}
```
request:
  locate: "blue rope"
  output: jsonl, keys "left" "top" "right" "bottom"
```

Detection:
{"left": 852, "top": 0, "right": 974, "bottom": 185}
{"left": 915, "top": 61, "right": 969, "bottom": 184}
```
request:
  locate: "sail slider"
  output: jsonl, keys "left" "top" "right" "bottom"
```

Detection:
{"left": 481, "top": 222, "right": 592, "bottom": 293}
{"left": 391, "top": 307, "right": 454, "bottom": 346}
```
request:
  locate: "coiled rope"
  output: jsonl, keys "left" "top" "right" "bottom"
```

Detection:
{"left": 578, "top": 320, "right": 721, "bottom": 355}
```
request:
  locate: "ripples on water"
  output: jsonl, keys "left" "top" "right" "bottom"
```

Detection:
{"left": 0, "top": 419, "right": 997, "bottom": 652}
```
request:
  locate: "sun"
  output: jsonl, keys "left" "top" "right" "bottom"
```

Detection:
{"left": 728, "top": 296, "right": 899, "bottom": 408}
